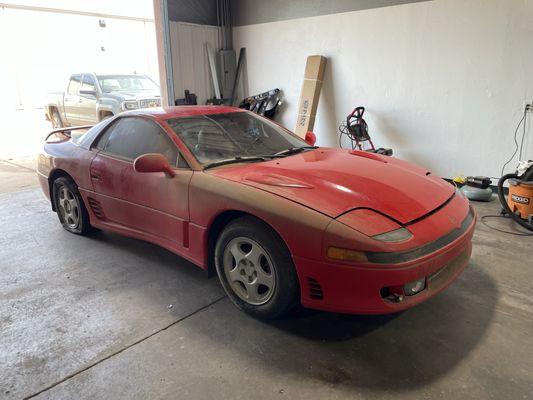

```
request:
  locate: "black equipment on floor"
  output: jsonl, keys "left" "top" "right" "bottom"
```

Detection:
{"left": 339, "top": 106, "right": 392, "bottom": 155}
{"left": 175, "top": 90, "right": 197, "bottom": 106}
{"left": 466, "top": 176, "right": 492, "bottom": 189}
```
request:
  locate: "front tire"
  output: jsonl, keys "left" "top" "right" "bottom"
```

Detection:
{"left": 52, "top": 176, "right": 93, "bottom": 235}
{"left": 215, "top": 216, "right": 300, "bottom": 319}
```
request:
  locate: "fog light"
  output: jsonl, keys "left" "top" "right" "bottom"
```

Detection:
{"left": 404, "top": 278, "right": 426, "bottom": 296}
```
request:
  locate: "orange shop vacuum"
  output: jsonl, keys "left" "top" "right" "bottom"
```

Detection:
{"left": 498, "top": 161, "right": 533, "bottom": 232}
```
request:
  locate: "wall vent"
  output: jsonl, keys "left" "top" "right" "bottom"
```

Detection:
{"left": 308, "top": 278, "right": 324, "bottom": 300}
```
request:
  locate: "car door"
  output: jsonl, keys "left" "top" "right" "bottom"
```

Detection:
{"left": 78, "top": 74, "right": 98, "bottom": 124}
{"left": 88, "top": 116, "right": 193, "bottom": 249}
{"left": 63, "top": 75, "right": 82, "bottom": 125}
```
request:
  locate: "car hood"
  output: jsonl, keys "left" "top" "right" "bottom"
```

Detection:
{"left": 209, "top": 148, "right": 455, "bottom": 224}
{"left": 104, "top": 91, "right": 161, "bottom": 101}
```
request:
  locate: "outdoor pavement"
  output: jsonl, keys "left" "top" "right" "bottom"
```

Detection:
{"left": 1, "top": 155, "right": 532, "bottom": 399}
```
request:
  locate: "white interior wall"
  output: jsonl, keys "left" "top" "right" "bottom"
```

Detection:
{"left": 169, "top": 22, "right": 220, "bottom": 104}
{"left": 233, "top": 0, "right": 533, "bottom": 179}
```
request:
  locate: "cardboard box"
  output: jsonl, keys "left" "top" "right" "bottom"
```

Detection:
{"left": 295, "top": 55, "right": 327, "bottom": 138}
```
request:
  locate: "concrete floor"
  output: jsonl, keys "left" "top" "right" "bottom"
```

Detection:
{"left": 1, "top": 165, "right": 533, "bottom": 400}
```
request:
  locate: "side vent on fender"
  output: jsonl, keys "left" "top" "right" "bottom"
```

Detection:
{"left": 308, "top": 278, "right": 324, "bottom": 300}
{"left": 87, "top": 197, "right": 105, "bottom": 220}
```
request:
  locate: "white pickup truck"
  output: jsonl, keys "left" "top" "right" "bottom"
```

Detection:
{"left": 45, "top": 73, "right": 161, "bottom": 127}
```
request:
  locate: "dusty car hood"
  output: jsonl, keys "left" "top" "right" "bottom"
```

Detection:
{"left": 104, "top": 91, "right": 161, "bottom": 101}
{"left": 209, "top": 148, "right": 455, "bottom": 224}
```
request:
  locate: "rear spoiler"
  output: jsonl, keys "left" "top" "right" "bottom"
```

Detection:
{"left": 45, "top": 125, "right": 94, "bottom": 141}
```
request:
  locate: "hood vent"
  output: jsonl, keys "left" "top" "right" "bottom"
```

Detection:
{"left": 349, "top": 150, "right": 387, "bottom": 163}
{"left": 244, "top": 172, "right": 314, "bottom": 188}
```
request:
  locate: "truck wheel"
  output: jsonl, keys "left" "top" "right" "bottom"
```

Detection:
{"left": 51, "top": 110, "right": 63, "bottom": 128}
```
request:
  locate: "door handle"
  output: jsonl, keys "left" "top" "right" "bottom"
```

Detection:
{"left": 90, "top": 172, "right": 103, "bottom": 182}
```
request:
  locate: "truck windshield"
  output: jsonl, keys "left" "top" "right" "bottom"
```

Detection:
{"left": 166, "top": 112, "right": 311, "bottom": 166}
{"left": 97, "top": 75, "right": 159, "bottom": 93}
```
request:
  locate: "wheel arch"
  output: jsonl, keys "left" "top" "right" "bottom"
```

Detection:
{"left": 48, "top": 106, "right": 62, "bottom": 124}
{"left": 98, "top": 110, "right": 114, "bottom": 121}
{"left": 206, "top": 210, "right": 290, "bottom": 278}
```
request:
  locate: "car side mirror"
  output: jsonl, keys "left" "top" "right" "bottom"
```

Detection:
{"left": 134, "top": 153, "right": 175, "bottom": 178}
{"left": 305, "top": 131, "right": 316, "bottom": 146}
{"left": 79, "top": 89, "right": 97, "bottom": 97}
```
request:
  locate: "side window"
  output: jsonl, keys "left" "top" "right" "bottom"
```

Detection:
{"left": 81, "top": 74, "right": 96, "bottom": 92}
{"left": 67, "top": 75, "right": 81, "bottom": 95}
{"left": 95, "top": 117, "right": 180, "bottom": 166}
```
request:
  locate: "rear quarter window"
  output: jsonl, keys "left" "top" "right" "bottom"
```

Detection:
{"left": 72, "top": 118, "right": 113, "bottom": 148}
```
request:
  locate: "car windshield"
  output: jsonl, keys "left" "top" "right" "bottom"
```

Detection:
{"left": 166, "top": 112, "right": 311, "bottom": 166}
{"left": 97, "top": 75, "right": 159, "bottom": 93}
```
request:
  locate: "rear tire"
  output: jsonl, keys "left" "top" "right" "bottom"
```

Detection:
{"left": 52, "top": 176, "right": 93, "bottom": 235}
{"left": 51, "top": 109, "right": 63, "bottom": 128}
{"left": 215, "top": 216, "right": 300, "bottom": 319}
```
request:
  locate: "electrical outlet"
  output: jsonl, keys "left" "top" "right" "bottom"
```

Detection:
{"left": 525, "top": 100, "right": 533, "bottom": 112}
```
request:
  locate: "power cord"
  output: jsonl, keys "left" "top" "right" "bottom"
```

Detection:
{"left": 481, "top": 214, "right": 533, "bottom": 236}
{"left": 339, "top": 121, "right": 370, "bottom": 150}
{"left": 519, "top": 104, "right": 531, "bottom": 160}
{"left": 500, "top": 109, "right": 527, "bottom": 177}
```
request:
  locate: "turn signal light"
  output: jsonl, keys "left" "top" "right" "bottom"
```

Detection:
{"left": 327, "top": 247, "right": 368, "bottom": 262}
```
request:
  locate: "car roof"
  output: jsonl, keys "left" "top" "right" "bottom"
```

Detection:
{"left": 124, "top": 106, "right": 246, "bottom": 121}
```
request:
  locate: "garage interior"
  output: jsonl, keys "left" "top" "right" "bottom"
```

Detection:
{"left": 2, "top": 0, "right": 533, "bottom": 399}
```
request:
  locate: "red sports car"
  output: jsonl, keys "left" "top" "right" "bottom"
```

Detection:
{"left": 37, "top": 106, "right": 475, "bottom": 319}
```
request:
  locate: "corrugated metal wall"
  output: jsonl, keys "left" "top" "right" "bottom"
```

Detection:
{"left": 169, "top": 21, "right": 220, "bottom": 105}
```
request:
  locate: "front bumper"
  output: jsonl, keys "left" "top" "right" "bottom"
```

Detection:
{"left": 293, "top": 208, "right": 476, "bottom": 314}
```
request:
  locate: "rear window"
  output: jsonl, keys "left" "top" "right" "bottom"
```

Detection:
{"left": 71, "top": 118, "right": 113, "bottom": 148}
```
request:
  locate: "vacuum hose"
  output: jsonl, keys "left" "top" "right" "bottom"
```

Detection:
{"left": 497, "top": 174, "right": 533, "bottom": 232}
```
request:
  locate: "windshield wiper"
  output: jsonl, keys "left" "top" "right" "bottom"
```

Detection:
{"left": 273, "top": 146, "right": 318, "bottom": 157}
{"left": 203, "top": 156, "right": 269, "bottom": 170}
{"left": 203, "top": 146, "right": 319, "bottom": 170}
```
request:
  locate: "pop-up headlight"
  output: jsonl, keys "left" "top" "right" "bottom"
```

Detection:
{"left": 336, "top": 209, "right": 412, "bottom": 243}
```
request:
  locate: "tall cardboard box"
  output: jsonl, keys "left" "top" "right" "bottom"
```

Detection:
{"left": 294, "top": 55, "right": 327, "bottom": 138}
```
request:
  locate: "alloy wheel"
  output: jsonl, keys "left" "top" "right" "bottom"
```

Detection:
{"left": 57, "top": 186, "right": 80, "bottom": 229}
{"left": 222, "top": 237, "right": 276, "bottom": 305}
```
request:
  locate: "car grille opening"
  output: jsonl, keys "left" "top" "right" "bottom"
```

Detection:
{"left": 87, "top": 197, "right": 105, "bottom": 220}
{"left": 308, "top": 278, "right": 324, "bottom": 300}
{"left": 427, "top": 246, "right": 470, "bottom": 291}
{"left": 139, "top": 98, "right": 161, "bottom": 108}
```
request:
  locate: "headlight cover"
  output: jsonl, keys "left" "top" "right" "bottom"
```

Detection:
{"left": 336, "top": 208, "right": 412, "bottom": 243}
{"left": 122, "top": 100, "right": 138, "bottom": 110}
{"left": 372, "top": 227, "right": 413, "bottom": 243}
{"left": 324, "top": 209, "right": 415, "bottom": 264}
